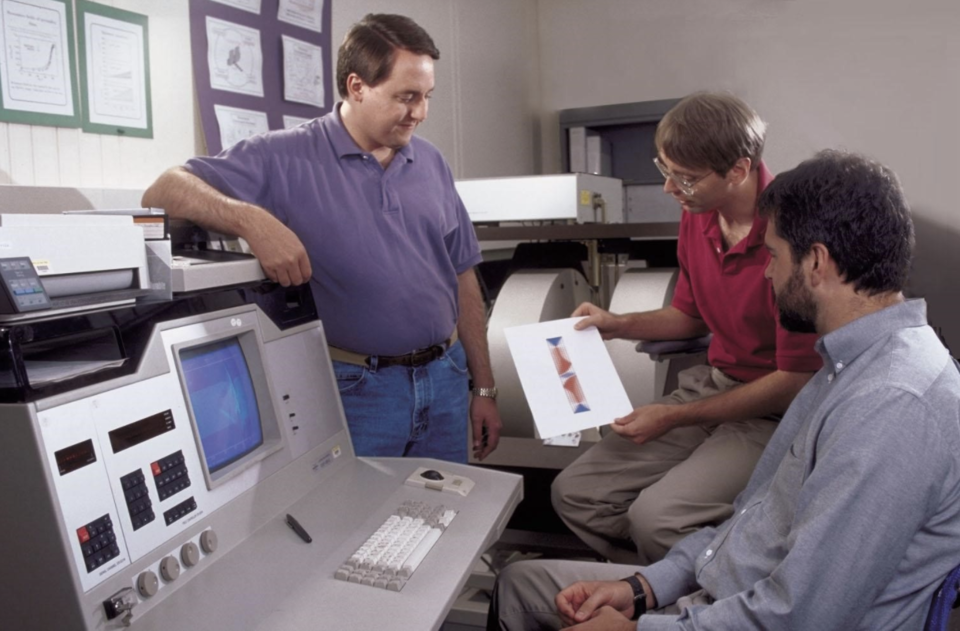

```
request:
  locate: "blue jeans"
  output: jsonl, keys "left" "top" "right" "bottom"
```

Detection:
{"left": 332, "top": 340, "right": 470, "bottom": 463}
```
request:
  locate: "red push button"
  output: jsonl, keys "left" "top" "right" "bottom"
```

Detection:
{"left": 77, "top": 526, "right": 90, "bottom": 544}
{"left": 151, "top": 462, "right": 161, "bottom": 477}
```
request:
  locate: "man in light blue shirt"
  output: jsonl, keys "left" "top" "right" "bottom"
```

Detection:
{"left": 489, "top": 150, "right": 960, "bottom": 630}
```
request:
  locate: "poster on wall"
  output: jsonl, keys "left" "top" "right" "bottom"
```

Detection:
{"left": 77, "top": 1, "right": 152, "bottom": 137}
{"left": 282, "top": 114, "right": 309, "bottom": 129}
{"left": 214, "top": 103, "right": 268, "bottom": 149}
{"left": 209, "top": 0, "right": 261, "bottom": 14}
{"left": 0, "top": 0, "right": 80, "bottom": 127}
{"left": 206, "top": 16, "right": 263, "bottom": 97}
{"left": 281, "top": 34, "right": 322, "bottom": 108}
{"left": 277, "top": 0, "right": 322, "bottom": 33}
{"left": 189, "top": 0, "right": 331, "bottom": 155}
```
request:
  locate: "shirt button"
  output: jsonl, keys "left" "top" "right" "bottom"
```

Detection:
{"left": 835, "top": 361, "right": 843, "bottom": 370}
{"left": 716, "top": 247, "right": 721, "bottom": 254}
{"left": 827, "top": 373, "right": 835, "bottom": 383}
{"left": 705, "top": 549, "right": 713, "bottom": 557}
{"left": 740, "top": 509, "right": 746, "bottom": 515}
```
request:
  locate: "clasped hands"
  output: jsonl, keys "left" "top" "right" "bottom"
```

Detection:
{"left": 555, "top": 579, "right": 637, "bottom": 630}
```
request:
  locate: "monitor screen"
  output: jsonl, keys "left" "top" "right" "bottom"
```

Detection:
{"left": 179, "top": 337, "right": 264, "bottom": 473}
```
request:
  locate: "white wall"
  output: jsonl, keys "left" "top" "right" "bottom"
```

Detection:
{"left": 0, "top": 1, "right": 198, "bottom": 189}
{"left": 536, "top": 0, "right": 960, "bottom": 350}
{"left": 0, "top": 0, "right": 540, "bottom": 191}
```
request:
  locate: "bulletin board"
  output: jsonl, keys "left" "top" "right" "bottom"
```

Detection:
{"left": 188, "top": 0, "right": 332, "bottom": 155}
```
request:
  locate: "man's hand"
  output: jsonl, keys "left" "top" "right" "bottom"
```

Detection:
{"left": 572, "top": 302, "right": 624, "bottom": 340}
{"left": 568, "top": 606, "right": 636, "bottom": 631}
{"left": 609, "top": 403, "right": 680, "bottom": 446}
{"left": 556, "top": 580, "right": 635, "bottom": 627}
{"left": 247, "top": 215, "right": 313, "bottom": 286}
{"left": 470, "top": 396, "right": 501, "bottom": 460}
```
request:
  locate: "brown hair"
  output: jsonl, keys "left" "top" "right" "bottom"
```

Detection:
{"left": 336, "top": 14, "right": 440, "bottom": 99}
{"left": 655, "top": 91, "right": 766, "bottom": 174}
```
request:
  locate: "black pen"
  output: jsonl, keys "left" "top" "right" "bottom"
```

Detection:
{"left": 285, "top": 513, "right": 312, "bottom": 543}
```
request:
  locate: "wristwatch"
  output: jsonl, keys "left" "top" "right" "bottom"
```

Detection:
{"left": 621, "top": 574, "right": 647, "bottom": 620}
{"left": 470, "top": 387, "right": 498, "bottom": 399}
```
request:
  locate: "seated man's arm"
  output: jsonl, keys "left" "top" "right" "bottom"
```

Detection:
{"left": 635, "top": 386, "right": 951, "bottom": 630}
{"left": 612, "top": 369, "right": 812, "bottom": 445}
{"left": 573, "top": 304, "right": 711, "bottom": 342}
{"left": 142, "top": 167, "right": 312, "bottom": 286}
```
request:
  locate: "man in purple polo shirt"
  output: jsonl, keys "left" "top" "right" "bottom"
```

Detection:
{"left": 551, "top": 92, "right": 822, "bottom": 565}
{"left": 141, "top": 14, "right": 501, "bottom": 463}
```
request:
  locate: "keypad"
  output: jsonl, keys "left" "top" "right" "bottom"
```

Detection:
{"left": 164, "top": 496, "right": 198, "bottom": 526}
{"left": 151, "top": 450, "right": 191, "bottom": 501}
{"left": 120, "top": 469, "right": 155, "bottom": 530}
{"left": 76, "top": 514, "right": 120, "bottom": 573}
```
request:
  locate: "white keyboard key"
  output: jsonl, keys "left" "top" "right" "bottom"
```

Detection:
{"left": 336, "top": 501, "right": 457, "bottom": 591}
{"left": 399, "top": 527, "right": 442, "bottom": 578}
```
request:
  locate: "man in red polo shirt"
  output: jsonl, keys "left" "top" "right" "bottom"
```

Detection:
{"left": 551, "top": 92, "right": 822, "bottom": 564}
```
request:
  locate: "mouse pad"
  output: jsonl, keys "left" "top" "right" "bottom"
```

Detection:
{"left": 404, "top": 467, "right": 476, "bottom": 497}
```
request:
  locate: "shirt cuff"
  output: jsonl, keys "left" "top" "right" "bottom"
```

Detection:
{"left": 638, "top": 614, "right": 682, "bottom": 630}
{"left": 639, "top": 559, "right": 694, "bottom": 611}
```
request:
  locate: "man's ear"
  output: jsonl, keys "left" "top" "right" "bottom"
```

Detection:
{"left": 726, "top": 157, "right": 752, "bottom": 186}
{"left": 806, "top": 243, "right": 832, "bottom": 287}
{"left": 345, "top": 73, "right": 365, "bottom": 103}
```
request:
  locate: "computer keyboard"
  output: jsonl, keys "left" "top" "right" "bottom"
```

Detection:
{"left": 334, "top": 500, "right": 457, "bottom": 591}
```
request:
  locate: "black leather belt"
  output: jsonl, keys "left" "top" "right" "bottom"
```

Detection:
{"left": 374, "top": 345, "right": 446, "bottom": 369}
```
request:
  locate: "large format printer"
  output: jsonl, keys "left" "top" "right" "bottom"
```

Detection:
{"left": 455, "top": 173, "right": 704, "bottom": 469}
{"left": 0, "top": 210, "right": 521, "bottom": 631}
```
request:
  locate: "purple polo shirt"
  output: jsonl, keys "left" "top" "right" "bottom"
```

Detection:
{"left": 185, "top": 106, "right": 482, "bottom": 356}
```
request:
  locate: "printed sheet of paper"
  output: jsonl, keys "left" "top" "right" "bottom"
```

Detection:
{"left": 505, "top": 317, "right": 633, "bottom": 439}
{"left": 281, "top": 34, "right": 323, "bottom": 107}
{"left": 277, "top": 0, "right": 322, "bottom": 33}
{"left": 0, "top": 0, "right": 74, "bottom": 116}
{"left": 282, "top": 114, "right": 310, "bottom": 129}
{"left": 83, "top": 11, "right": 147, "bottom": 128}
{"left": 206, "top": 16, "right": 263, "bottom": 97}
{"left": 209, "top": 0, "right": 261, "bottom": 14}
{"left": 214, "top": 103, "right": 267, "bottom": 150}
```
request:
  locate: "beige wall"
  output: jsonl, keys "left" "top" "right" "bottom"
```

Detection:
{"left": 536, "top": 0, "right": 960, "bottom": 350}
{"left": 0, "top": 0, "right": 541, "bottom": 189}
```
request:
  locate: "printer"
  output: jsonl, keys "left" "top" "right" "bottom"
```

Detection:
{"left": 0, "top": 213, "right": 154, "bottom": 320}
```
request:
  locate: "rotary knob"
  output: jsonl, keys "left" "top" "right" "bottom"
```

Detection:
{"left": 137, "top": 570, "right": 159, "bottom": 597}
{"left": 181, "top": 541, "right": 200, "bottom": 567}
{"left": 160, "top": 555, "right": 181, "bottom": 581}
{"left": 200, "top": 529, "right": 218, "bottom": 554}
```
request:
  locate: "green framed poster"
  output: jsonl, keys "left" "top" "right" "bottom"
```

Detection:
{"left": 0, "top": 0, "right": 81, "bottom": 127}
{"left": 77, "top": 1, "right": 152, "bottom": 137}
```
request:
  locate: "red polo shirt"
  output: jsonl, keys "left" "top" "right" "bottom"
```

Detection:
{"left": 670, "top": 163, "right": 822, "bottom": 382}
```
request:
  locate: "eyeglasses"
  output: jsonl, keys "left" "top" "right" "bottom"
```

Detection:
{"left": 653, "top": 157, "right": 712, "bottom": 196}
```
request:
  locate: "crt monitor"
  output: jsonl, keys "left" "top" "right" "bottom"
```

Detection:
{"left": 174, "top": 328, "right": 284, "bottom": 489}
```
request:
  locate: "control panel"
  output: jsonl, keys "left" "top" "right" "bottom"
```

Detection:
{"left": 0, "top": 256, "right": 50, "bottom": 313}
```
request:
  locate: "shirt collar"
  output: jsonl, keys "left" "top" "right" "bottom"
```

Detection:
{"left": 325, "top": 102, "right": 416, "bottom": 163}
{"left": 817, "top": 298, "right": 928, "bottom": 372}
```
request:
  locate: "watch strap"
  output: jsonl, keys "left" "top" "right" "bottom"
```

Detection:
{"left": 471, "top": 386, "right": 498, "bottom": 399}
{"left": 621, "top": 574, "right": 647, "bottom": 620}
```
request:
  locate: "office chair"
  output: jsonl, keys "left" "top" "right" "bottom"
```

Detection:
{"left": 924, "top": 562, "right": 960, "bottom": 631}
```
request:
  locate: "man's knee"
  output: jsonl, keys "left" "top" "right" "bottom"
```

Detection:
{"left": 489, "top": 561, "right": 554, "bottom": 631}
{"left": 627, "top": 490, "right": 680, "bottom": 559}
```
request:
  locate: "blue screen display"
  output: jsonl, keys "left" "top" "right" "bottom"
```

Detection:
{"left": 180, "top": 338, "right": 264, "bottom": 473}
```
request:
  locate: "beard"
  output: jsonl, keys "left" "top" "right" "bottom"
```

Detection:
{"left": 776, "top": 267, "right": 818, "bottom": 334}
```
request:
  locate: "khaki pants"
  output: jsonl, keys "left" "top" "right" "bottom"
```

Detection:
{"left": 487, "top": 559, "right": 713, "bottom": 630}
{"left": 551, "top": 364, "right": 778, "bottom": 564}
